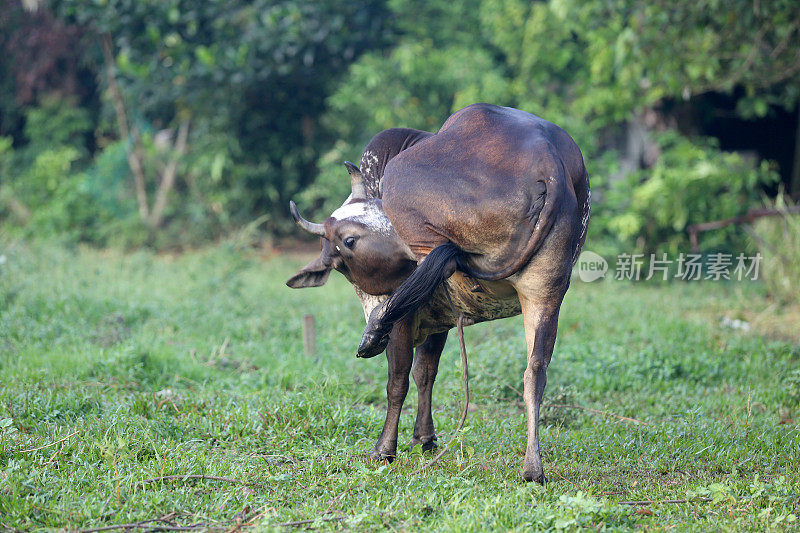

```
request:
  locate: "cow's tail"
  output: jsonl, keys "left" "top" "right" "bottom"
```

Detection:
{"left": 357, "top": 243, "right": 461, "bottom": 358}
{"left": 458, "top": 172, "right": 562, "bottom": 281}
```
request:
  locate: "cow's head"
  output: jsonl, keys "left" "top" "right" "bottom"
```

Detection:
{"left": 286, "top": 162, "right": 417, "bottom": 299}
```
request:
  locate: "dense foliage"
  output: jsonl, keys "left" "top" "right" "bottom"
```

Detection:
{"left": 0, "top": 0, "right": 798, "bottom": 251}
{"left": 2, "top": 0, "right": 392, "bottom": 246}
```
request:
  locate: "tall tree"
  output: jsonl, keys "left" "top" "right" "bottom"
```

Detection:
{"left": 52, "top": 0, "right": 392, "bottom": 232}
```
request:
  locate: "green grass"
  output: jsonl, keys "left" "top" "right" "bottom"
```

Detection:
{"left": 1, "top": 241, "right": 798, "bottom": 531}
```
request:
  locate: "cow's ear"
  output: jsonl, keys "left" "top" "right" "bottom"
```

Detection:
{"left": 286, "top": 255, "right": 332, "bottom": 288}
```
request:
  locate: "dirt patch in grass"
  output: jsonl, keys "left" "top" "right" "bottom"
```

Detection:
{"left": 695, "top": 299, "right": 800, "bottom": 344}
{"left": 733, "top": 303, "right": 800, "bottom": 343}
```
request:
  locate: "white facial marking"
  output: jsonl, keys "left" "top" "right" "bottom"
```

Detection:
{"left": 330, "top": 199, "right": 394, "bottom": 236}
{"left": 330, "top": 201, "right": 368, "bottom": 220}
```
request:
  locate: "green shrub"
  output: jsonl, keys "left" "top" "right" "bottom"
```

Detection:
{"left": 0, "top": 100, "right": 154, "bottom": 246}
{"left": 7, "top": 147, "right": 118, "bottom": 244}
{"left": 1, "top": 99, "right": 99, "bottom": 239}
{"left": 595, "top": 131, "right": 779, "bottom": 255}
{"left": 15, "top": 147, "right": 81, "bottom": 207}
{"left": 23, "top": 96, "right": 92, "bottom": 157}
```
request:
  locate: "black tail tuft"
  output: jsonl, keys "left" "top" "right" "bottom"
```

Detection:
{"left": 358, "top": 243, "right": 461, "bottom": 357}
{"left": 381, "top": 242, "right": 461, "bottom": 325}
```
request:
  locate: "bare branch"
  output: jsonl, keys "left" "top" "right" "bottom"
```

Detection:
{"left": 18, "top": 429, "right": 80, "bottom": 453}
{"left": 618, "top": 497, "right": 713, "bottom": 505}
{"left": 133, "top": 474, "right": 266, "bottom": 490}
{"left": 688, "top": 205, "right": 800, "bottom": 252}
{"left": 149, "top": 119, "right": 190, "bottom": 228}
{"left": 271, "top": 517, "right": 344, "bottom": 528}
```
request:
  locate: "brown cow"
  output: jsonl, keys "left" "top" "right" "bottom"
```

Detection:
{"left": 287, "top": 104, "right": 590, "bottom": 483}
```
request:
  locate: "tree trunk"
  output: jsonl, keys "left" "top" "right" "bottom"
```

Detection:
{"left": 149, "top": 119, "right": 190, "bottom": 229}
{"left": 101, "top": 34, "right": 149, "bottom": 222}
{"left": 612, "top": 110, "right": 661, "bottom": 183}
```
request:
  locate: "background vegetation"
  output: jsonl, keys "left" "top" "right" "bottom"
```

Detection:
{"left": 1, "top": 0, "right": 799, "bottom": 254}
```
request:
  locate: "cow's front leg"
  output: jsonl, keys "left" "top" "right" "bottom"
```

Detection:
{"left": 369, "top": 317, "right": 413, "bottom": 461}
{"left": 409, "top": 331, "right": 447, "bottom": 452}
{"left": 520, "top": 299, "right": 562, "bottom": 484}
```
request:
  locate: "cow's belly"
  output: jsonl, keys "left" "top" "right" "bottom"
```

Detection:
{"left": 447, "top": 272, "right": 521, "bottom": 322}
{"left": 412, "top": 272, "right": 521, "bottom": 345}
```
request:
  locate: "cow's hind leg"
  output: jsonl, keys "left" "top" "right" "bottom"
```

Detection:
{"left": 519, "top": 297, "right": 563, "bottom": 483}
{"left": 409, "top": 331, "right": 447, "bottom": 452}
{"left": 369, "top": 317, "right": 413, "bottom": 461}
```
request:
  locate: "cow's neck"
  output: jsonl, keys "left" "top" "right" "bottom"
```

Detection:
{"left": 352, "top": 285, "right": 388, "bottom": 323}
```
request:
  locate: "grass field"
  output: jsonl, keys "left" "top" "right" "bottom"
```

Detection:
{"left": 1, "top": 241, "right": 798, "bottom": 531}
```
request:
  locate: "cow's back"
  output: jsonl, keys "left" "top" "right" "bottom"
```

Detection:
{"left": 382, "top": 104, "right": 588, "bottom": 273}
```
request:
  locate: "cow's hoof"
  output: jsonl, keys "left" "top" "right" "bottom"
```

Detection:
{"left": 522, "top": 469, "right": 547, "bottom": 484}
{"left": 367, "top": 448, "right": 396, "bottom": 463}
{"left": 357, "top": 330, "right": 390, "bottom": 358}
{"left": 409, "top": 437, "right": 438, "bottom": 453}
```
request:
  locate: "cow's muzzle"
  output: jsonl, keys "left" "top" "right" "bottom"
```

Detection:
{"left": 357, "top": 329, "right": 390, "bottom": 358}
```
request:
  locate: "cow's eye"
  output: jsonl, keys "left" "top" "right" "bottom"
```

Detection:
{"left": 343, "top": 236, "right": 356, "bottom": 249}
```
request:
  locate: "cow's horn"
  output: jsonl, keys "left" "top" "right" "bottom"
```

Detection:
{"left": 289, "top": 200, "right": 325, "bottom": 237}
{"left": 345, "top": 161, "right": 366, "bottom": 199}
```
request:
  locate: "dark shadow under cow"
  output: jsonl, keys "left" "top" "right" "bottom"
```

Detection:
{"left": 287, "top": 104, "right": 590, "bottom": 483}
